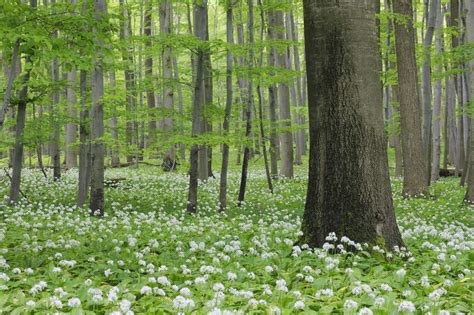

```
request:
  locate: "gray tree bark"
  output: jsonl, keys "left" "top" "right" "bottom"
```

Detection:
{"left": 237, "top": 0, "right": 255, "bottom": 206}
{"left": 144, "top": 0, "right": 156, "bottom": 151}
{"left": 89, "top": 0, "right": 106, "bottom": 215}
{"left": 464, "top": 0, "right": 474, "bottom": 202}
{"left": 109, "top": 71, "right": 120, "bottom": 167}
{"left": 421, "top": 0, "right": 437, "bottom": 184}
{"left": 65, "top": 69, "right": 78, "bottom": 169}
{"left": 187, "top": 0, "right": 207, "bottom": 213}
{"left": 159, "top": 0, "right": 176, "bottom": 171}
{"left": 274, "top": 7, "right": 293, "bottom": 178}
{"left": 393, "top": 0, "right": 428, "bottom": 196}
{"left": 301, "top": 0, "right": 404, "bottom": 249}
{"left": 78, "top": 0, "right": 91, "bottom": 207}
{"left": 431, "top": 0, "right": 443, "bottom": 181}
{"left": 267, "top": 10, "right": 279, "bottom": 177}
{"left": 219, "top": 1, "right": 234, "bottom": 212}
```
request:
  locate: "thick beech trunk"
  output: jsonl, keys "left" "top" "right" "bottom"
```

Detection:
{"left": 301, "top": 0, "right": 404, "bottom": 249}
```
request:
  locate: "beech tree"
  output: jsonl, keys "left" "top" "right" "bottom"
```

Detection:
{"left": 393, "top": 0, "right": 428, "bottom": 196}
{"left": 300, "top": 0, "right": 404, "bottom": 249}
{"left": 89, "top": 0, "right": 106, "bottom": 215}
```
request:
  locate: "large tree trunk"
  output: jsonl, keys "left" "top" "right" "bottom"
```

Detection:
{"left": 274, "top": 7, "right": 293, "bottom": 178}
{"left": 393, "top": 0, "right": 428, "bottom": 196}
{"left": 237, "top": 0, "right": 255, "bottom": 206}
{"left": 301, "top": 0, "right": 404, "bottom": 249}
{"left": 89, "top": 0, "right": 106, "bottom": 216}
{"left": 219, "top": 2, "right": 234, "bottom": 212}
{"left": 464, "top": 0, "right": 474, "bottom": 202}
{"left": 431, "top": 0, "right": 443, "bottom": 182}
{"left": 159, "top": 0, "right": 176, "bottom": 171}
{"left": 421, "top": 0, "right": 437, "bottom": 184}
{"left": 187, "top": 0, "right": 207, "bottom": 213}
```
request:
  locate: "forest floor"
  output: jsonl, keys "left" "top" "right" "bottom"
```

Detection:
{"left": 0, "top": 166, "right": 472, "bottom": 314}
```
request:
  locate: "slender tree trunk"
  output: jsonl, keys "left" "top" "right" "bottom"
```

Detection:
{"left": 78, "top": 1, "right": 91, "bottom": 207}
{"left": 9, "top": 59, "right": 32, "bottom": 204}
{"left": 446, "top": 76, "right": 458, "bottom": 169}
{"left": 431, "top": 0, "right": 443, "bottom": 181}
{"left": 393, "top": 0, "right": 428, "bottom": 196}
{"left": 290, "top": 9, "right": 306, "bottom": 161}
{"left": 238, "top": 0, "right": 255, "bottom": 206}
{"left": 160, "top": 0, "right": 176, "bottom": 171}
{"left": 144, "top": 0, "right": 156, "bottom": 151}
{"left": 109, "top": 71, "right": 120, "bottom": 167}
{"left": 89, "top": 0, "right": 106, "bottom": 216}
{"left": 120, "top": 0, "right": 136, "bottom": 163}
{"left": 50, "top": 2, "right": 61, "bottom": 180}
{"left": 65, "top": 69, "right": 78, "bottom": 169}
{"left": 187, "top": 0, "right": 207, "bottom": 213}
{"left": 257, "top": 0, "right": 273, "bottom": 194}
{"left": 464, "top": 0, "right": 474, "bottom": 202}
{"left": 301, "top": 0, "right": 404, "bottom": 249}
{"left": 421, "top": 0, "right": 437, "bottom": 184}
{"left": 274, "top": 7, "right": 293, "bottom": 178}
{"left": 219, "top": 2, "right": 234, "bottom": 212}
{"left": 267, "top": 10, "right": 279, "bottom": 178}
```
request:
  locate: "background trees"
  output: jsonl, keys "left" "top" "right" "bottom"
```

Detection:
{"left": 0, "top": 0, "right": 472, "bottom": 214}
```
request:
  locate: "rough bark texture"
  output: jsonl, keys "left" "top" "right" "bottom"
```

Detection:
{"left": 464, "top": 0, "right": 474, "bottom": 202}
{"left": 393, "top": 0, "right": 428, "bottom": 196}
{"left": 275, "top": 8, "right": 293, "bottom": 178}
{"left": 301, "top": 0, "right": 404, "bottom": 250}
{"left": 89, "top": 0, "right": 106, "bottom": 215}
{"left": 219, "top": 3, "right": 234, "bottom": 212}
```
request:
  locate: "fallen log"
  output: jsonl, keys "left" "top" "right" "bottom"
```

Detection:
{"left": 439, "top": 169, "right": 462, "bottom": 177}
